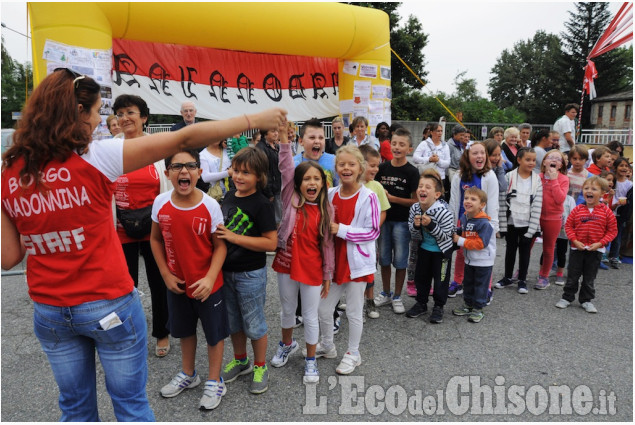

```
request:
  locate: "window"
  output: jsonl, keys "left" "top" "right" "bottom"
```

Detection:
{"left": 610, "top": 105, "right": 617, "bottom": 120}
{"left": 598, "top": 105, "right": 603, "bottom": 118}
{"left": 625, "top": 105, "right": 632, "bottom": 121}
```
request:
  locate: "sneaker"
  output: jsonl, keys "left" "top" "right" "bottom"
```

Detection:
{"left": 534, "top": 276, "right": 550, "bottom": 290}
{"left": 535, "top": 237, "right": 543, "bottom": 244}
{"left": 250, "top": 365, "right": 269, "bottom": 394}
{"left": 221, "top": 358, "right": 253, "bottom": 383}
{"left": 609, "top": 258, "right": 620, "bottom": 269}
{"left": 601, "top": 253, "right": 609, "bottom": 263}
{"left": 391, "top": 296, "right": 405, "bottom": 314}
{"left": 486, "top": 290, "right": 493, "bottom": 306}
{"left": 336, "top": 352, "right": 361, "bottom": 375}
{"left": 453, "top": 305, "right": 472, "bottom": 316}
{"left": 199, "top": 379, "right": 226, "bottom": 410}
{"left": 303, "top": 358, "right": 319, "bottom": 384}
{"left": 406, "top": 280, "right": 417, "bottom": 297}
{"left": 598, "top": 261, "right": 609, "bottom": 270}
{"left": 365, "top": 299, "right": 379, "bottom": 319}
{"left": 554, "top": 276, "right": 565, "bottom": 286}
{"left": 581, "top": 302, "right": 598, "bottom": 313}
{"left": 160, "top": 371, "right": 201, "bottom": 398}
{"left": 468, "top": 309, "right": 484, "bottom": 323}
{"left": 333, "top": 316, "right": 341, "bottom": 334}
{"left": 429, "top": 306, "right": 444, "bottom": 324}
{"left": 517, "top": 280, "right": 528, "bottom": 294}
{"left": 271, "top": 339, "right": 299, "bottom": 368}
{"left": 405, "top": 302, "right": 427, "bottom": 318}
{"left": 303, "top": 343, "right": 337, "bottom": 359}
{"left": 294, "top": 315, "right": 303, "bottom": 328}
{"left": 448, "top": 281, "right": 463, "bottom": 298}
{"left": 374, "top": 291, "right": 393, "bottom": 307}
{"left": 512, "top": 269, "right": 519, "bottom": 281}
{"left": 555, "top": 299, "right": 570, "bottom": 309}
{"left": 494, "top": 277, "right": 514, "bottom": 289}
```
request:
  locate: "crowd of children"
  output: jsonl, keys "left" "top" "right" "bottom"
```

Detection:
{"left": 147, "top": 119, "right": 630, "bottom": 412}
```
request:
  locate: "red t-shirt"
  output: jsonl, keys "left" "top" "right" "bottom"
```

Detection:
{"left": 152, "top": 192, "right": 225, "bottom": 297}
{"left": 115, "top": 165, "right": 160, "bottom": 243}
{"left": 1, "top": 139, "right": 133, "bottom": 306}
{"left": 273, "top": 204, "right": 323, "bottom": 285}
{"left": 332, "top": 191, "right": 374, "bottom": 284}
{"left": 380, "top": 140, "right": 393, "bottom": 162}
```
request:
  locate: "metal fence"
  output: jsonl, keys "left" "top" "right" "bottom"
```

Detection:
{"left": 579, "top": 129, "right": 632, "bottom": 146}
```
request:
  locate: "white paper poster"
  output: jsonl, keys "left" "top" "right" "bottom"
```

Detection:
{"left": 380, "top": 66, "right": 391, "bottom": 80}
{"left": 353, "top": 80, "right": 372, "bottom": 97}
{"left": 369, "top": 100, "right": 384, "bottom": 114}
{"left": 339, "top": 99, "right": 354, "bottom": 114}
{"left": 359, "top": 63, "right": 378, "bottom": 79}
{"left": 343, "top": 61, "right": 359, "bottom": 76}
{"left": 372, "top": 85, "right": 387, "bottom": 99}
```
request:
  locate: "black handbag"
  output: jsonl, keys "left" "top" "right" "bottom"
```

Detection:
{"left": 116, "top": 205, "right": 153, "bottom": 239}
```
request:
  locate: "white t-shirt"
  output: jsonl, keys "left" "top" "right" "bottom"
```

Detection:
{"left": 509, "top": 175, "right": 532, "bottom": 227}
{"left": 553, "top": 115, "right": 576, "bottom": 153}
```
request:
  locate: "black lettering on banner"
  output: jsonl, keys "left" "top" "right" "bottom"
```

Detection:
{"left": 263, "top": 73, "right": 282, "bottom": 102}
{"left": 311, "top": 72, "right": 328, "bottom": 100}
{"left": 179, "top": 66, "right": 198, "bottom": 99}
{"left": 149, "top": 63, "right": 172, "bottom": 96}
{"left": 330, "top": 72, "right": 339, "bottom": 95}
{"left": 236, "top": 73, "right": 257, "bottom": 104}
{"left": 289, "top": 74, "right": 306, "bottom": 100}
{"left": 209, "top": 71, "right": 230, "bottom": 103}
{"left": 112, "top": 54, "right": 141, "bottom": 88}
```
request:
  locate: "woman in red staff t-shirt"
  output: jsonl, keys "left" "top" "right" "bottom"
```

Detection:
{"left": 113, "top": 94, "right": 171, "bottom": 358}
{"left": 1, "top": 68, "right": 286, "bottom": 422}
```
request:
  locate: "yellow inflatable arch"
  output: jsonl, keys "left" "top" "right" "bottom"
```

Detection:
{"left": 29, "top": 2, "right": 390, "bottom": 122}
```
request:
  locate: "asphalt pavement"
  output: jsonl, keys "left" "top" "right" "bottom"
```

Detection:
{"left": 1, "top": 239, "right": 632, "bottom": 422}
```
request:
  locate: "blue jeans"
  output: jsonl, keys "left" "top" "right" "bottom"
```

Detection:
{"left": 378, "top": 221, "right": 411, "bottom": 269}
{"left": 463, "top": 265, "right": 492, "bottom": 309}
{"left": 33, "top": 289, "right": 154, "bottom": 422}
{"left": 223, "top": 267, "right": 268, "bottom": 340}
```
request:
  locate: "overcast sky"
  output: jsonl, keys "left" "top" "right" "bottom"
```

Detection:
{"left": 0, "top": 1, "right": 625, "bottom": 98}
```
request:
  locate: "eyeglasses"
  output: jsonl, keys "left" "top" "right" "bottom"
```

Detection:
{"left": 54, "top": 67, "right": 86, "bottom": 88}
{"left": 168, "top": 162, "right": 200, "bottom": 171}
{"left": 116, "top": 111, "right": 141, "bottom": 119}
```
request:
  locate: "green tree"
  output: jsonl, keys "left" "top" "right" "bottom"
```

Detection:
{"left": 488, "top": 30, "right": 568, "bottom": 123}
{"left": 560, "top": 2, "right": 632, "bottom": 127}
{"left": 350, "top": 3, "right": 429, "bottom": 120}
{"left": 1, "top": 38, "right": 32, "bottom": 128}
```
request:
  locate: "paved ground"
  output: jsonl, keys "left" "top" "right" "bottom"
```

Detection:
{"left": 1, "top": 240, "right": 632, "bottom": 421}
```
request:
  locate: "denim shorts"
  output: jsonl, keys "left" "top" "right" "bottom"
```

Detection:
{"left": 377, "top": 221, "right": 411, "bottom": 269}
{"left": 222, "top": 267, "right": 268, "bottom": 340}
{"left": 166, "top": 289, "right": 230, "bottom": 347}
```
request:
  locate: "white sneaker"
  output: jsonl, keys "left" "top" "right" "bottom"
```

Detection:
{"left": 199, "top": 379, "right": 226, "bottom": 410}
{"left": 374, "top": 292, "right": 392, "bottom": 307}
{"left": 303, "top": 359, "right": 319, "bottom": 384}
{"left": 302, "top": 343, "right": 337, "bottom": 359}
{"left": 336, "top": 352, "right": 362, "bottom": 375}
{"left": 555, "top": 299, "right": 570, "bottom": 309}
{"left": 391, "top": 297, "right": 405, "bottom": 314}
{"left": 271, "top": 339, "right": 299, "bottom": 367}
{"left": 554, "top": 276, "right": 565, "bottom": 286}
{"left": 160, "top": 371, "right": 201, "bottom": 398}
{"left": 581, "top": 302, "right": 597, "bottom": 313}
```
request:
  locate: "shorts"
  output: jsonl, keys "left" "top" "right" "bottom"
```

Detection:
{"left": 166, "top": 289, "right": 229, "bottom": 347}
{"left": 222, "top": 267, "right": 268, "bottom": 340}
{"left": 377, "top": 221, "right": 411, "bottom": 269}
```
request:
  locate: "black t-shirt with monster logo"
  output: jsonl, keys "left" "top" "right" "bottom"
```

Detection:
{"left": 221, "top": 190, "right": 277, "bottom": 272}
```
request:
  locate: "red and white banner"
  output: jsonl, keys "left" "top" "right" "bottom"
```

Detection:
{"left": 111, "top": 38, "right": 340, "bottom": 121}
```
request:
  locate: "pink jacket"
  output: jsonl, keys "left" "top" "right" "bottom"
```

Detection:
{"left": 277, "top": 143, "right": 335, "bottom": 281}
{"left": 540, "top": 173, "right": 569, "bottom": 220}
